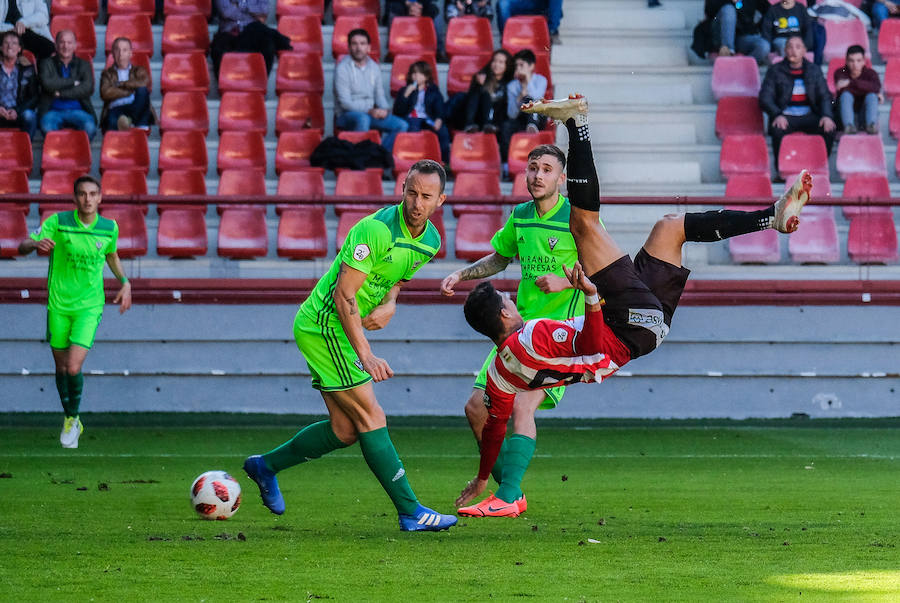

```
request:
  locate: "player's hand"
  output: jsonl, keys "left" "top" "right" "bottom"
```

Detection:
{"left": 455, "top": 477, "right": 488, "bottom": 507}
{"left": 114, "top": 281, "right": 132, "bottom": 314}
{"left": 361, "top": 353, "right": 394, "bottom": 382}
{"left": 440, "top": 272, "right": 461, "bottom": 296}
{"left": 362, "top": 300, "right": 396, "bottom": 330}
{"left": 36, "top": 238, "right": 56, "bottom": 253}
{"left": 535, "top": 273, "right": 570, "bottom": 293}
{"left": 563, "top": 262, "right": 598, "bottom": 297}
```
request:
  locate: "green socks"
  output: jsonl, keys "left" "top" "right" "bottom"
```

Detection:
{"left": 496, "top": 434, "right": 537, "bottom": 504}
{"left": 358, "top": 427, "right": 418, "bottom": 515}
{"left": 262, "top": 420, "right": 348, "bottom": 473}
{"left": 488, "top": 438, "right": 510, "bottom": 485}
{"left": 55, "top": 373, "right": 71, "bottom": 416}
{"left": 56, "top": 373, "right": 83, "bottom": 417}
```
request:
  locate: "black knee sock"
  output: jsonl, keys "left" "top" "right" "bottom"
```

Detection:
{"left": 564, "top": 117, "right": 601, "bottom": 212}
{"left": 683, "top": 207, "right": 775, "bottom": 242}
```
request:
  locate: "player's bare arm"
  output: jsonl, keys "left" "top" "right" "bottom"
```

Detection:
{"left": 456, "top": 477, "right": 489, "bottom": 508}
{"left": 534, "top": 273, "right": 572, "bottom": 293}
{"left": 362, "top": 284, "right": 401, "bottom": 331}
{"left": 441, "top": 252, "right": 513, "bottom": 296}
{"left": 18, "top": 238, "right": 55, "bottom": 255}
{"left": 334, "top": 263, "right": 394, "bottom": 382}
{"left": 106, "top": 252, "right": 132, "bottom": 314}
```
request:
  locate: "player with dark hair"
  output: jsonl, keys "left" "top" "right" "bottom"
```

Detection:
{"left": 18, "top": 175, "right": 132, "bottom": 448}
{"left": 455, "top": 95, "right": 813, "bottom": 507}
{"left": 244, "top": 160, "right": 458, "bottom": 532}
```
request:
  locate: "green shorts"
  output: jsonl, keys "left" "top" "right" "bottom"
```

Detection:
{"left": 473, "top": 347, "right": 564, "bottom": 410}
{"left": 46, "top": 307, "right": 103, "bottom": 350}
{"left": 293, "top": 310, "right": 372, "bottom": 392}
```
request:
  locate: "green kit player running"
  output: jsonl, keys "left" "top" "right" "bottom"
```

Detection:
{"left": 244, "top": 160, "right": 458, "bottom": 532}
{"left": 18, "top": 175, "right": 132, "bottom": 449}
{"left": 441, "top": 144, "right": 589, "bottom": 518}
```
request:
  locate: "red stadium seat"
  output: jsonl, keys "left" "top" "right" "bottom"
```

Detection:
{"left": 784, "top": 172, "right": 833, "bottom": 200}
{"left": 428, "top": 209, "right": 447, "bottom": 258}
{"left": 276, "top": 167, "right": 325, "bottom": 196}
{"left": 724, "top": 174, "right": 773, "bottom": 198}
{"left": 511, "top": 171, "right": 530, "bottom": 199}
{"left": 217, "top": 131, "right": 266, "bottom": 174}
{"left": 277, "top": 205, "right": 328, "bottom": 258}
{"left": 218, "top": 91, "right": 268, "bottom": 135}
{"left": 50, "top": 15, "right": 97, "bottom": 61}
{"left": 788, "top": 208, "right": 840, "bottom": 263}
{"left": 161, "top": 52, "right": 211, "bottom": 94}
{"left": 450, "top": 133, "right": 501, "bottom": 174}
{"left": 455, "top": 210, "right": 504, "bottom": 261}
{"left": 720, "top": 134, "right": 769, "bottom": 178}
{"left": 447, "top": 53, "right": 490, "bottom": 96}
{"left": 390, "top": 53, "right": 437, "bottom": 95}
{"left": 107, "top": 0, "right": 154, "bottom": 15}
{"left": 533, "top": 52, "right": 554, "bottom": 99}
{"left": 333, "top": 0, "right": 380, "bottom": 17}
{"left": 0, "top": 170, "right": 29, "bottom": 194}
{"left": 338, "top": 130, "right": 381, "bottom": 145}
{"left": 217, "top": 169, "right": 267, "bottom": 196}
{"left": 275, "top": 129, "right": 323, "bottom": 174}
{"left": 217, "top": 52, "right": 268, "bottom": 94}
{"left": 835, "top": 134, "right": 887, "bottom": 179}
{"left": 101, "top": 169, "right": 148, "bottom": 195}
{"left": 335, "top": 168, "right": 383, "bottom": 198}
{"left": 99, "top": 204, "right": 148, "bottom": 258}
{"left": 39, "top": 171, "right": 81, "bottom": 195}
{"left": 105, "top": 15, "right": 154, "bottom": 57}
{"left": 0, "top": 207, "right": 29, "bottom": 258}
{"left": 445, "top": 16, "right": 493, "bottom": 58}
{"left": 392, "top": 131, "right": 442, "bottom": 178}
{"left": 0, "top": 131, "right": 32, "bottom": 173}
{"left": 725, "top": 204, "right": 781, "bottom": 264}
{"left": 827, "top": 56, "right": 872, "bottom": 95}
{"left": 884, "top": 60, "right": 900, "bottom": 99}
{"left": 52, "top": 0, "right": 99, "bottom": 18}
{"left": 387, "top": 17, "right": 437, "bottom": 59}
{"left": 278, "top": 15, "right": 324, "bottom": 55}
{"left": 778, "top": 133, "right": 829, "bottom": 180}
{"left": 335, "top": 209, "right": 375, "bottom": 250}
{"left": 100, "top": 130, "right": 150, "bottom": 174}
{"left": 275, "top": 52, "right": 325, "bottom": 95}
{"left": 508, "top": 131, "right": 555, "bottom": 176}
{"left": 158, "top": 130, "right": 208, "bottom": 174}
{"left": 847, "top": 213, "right": 899, "bottom": 263}
{"left": 275, "top": 93, "right": 325, "bottom": 134}
{"left": 823, "top": 18, "right": 869, "bottom": 63}
{"left": 879, "top": 19, "right": 900, "bottom": 62}
{"left": 159, "top": 91, "right": 210, "bottom": 134}
{"left": 157, "top": 169, "right": 207, "bottom": 195}
{"left": 715, "top": 96, "right": 764, "bottom": 138}
{"left": 393, "top": 170, "right": 408, "bottom": 196}
{"left": 161, "top": 14, "right": 210, "bottom": 55}
{"left": 164, "top": 0, "right": 212, "bottom": 15}
{"left": 502, "top": 15, "right": 550, "bottom": 57}
{"left": 157, "top": 205, "right": 208, "bottom": 257}
{"left": 332, "top": 15, "right": 380, "bottom": 61}
{"left": 841, "top": 174, "right": 892, "bottom": 217}
{"left": 276, "top": 0, "right": 325, "bottom": 18}
{"left": 104, "top": 52, "right": 152, "bottom": 91}
{"left": 41, "top": 130, "right": 90, "bottom": 174}
{"left": 711, "top": 56, "right": 760, "bottom": 100}
{"left": 452, "top": 171, "right": 502, "bottom": 213}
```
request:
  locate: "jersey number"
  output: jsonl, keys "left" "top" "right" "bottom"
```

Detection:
{"left": 527, "top": 368, "right": 581, "bottom": 389}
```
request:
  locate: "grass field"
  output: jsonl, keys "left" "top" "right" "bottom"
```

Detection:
{"left": 2, "top": 414, "right": 899, "bottom": 602}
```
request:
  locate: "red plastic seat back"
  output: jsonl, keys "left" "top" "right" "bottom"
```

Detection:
{"left": 276, "top": 93, "right": 325, "bottom": 134}
{"left": 276, "top": 52, "right": 326, "bottom": 95}
{"left": 388, "top": 16, "right": 437, "bottom": 58}
{"left": 278, "top": 15, "right": 324, "bottom": 54}
{"left": 719, "top": 134, "right": 770, "bottom": 178}
{"left": 217, "top": 131, "right": 267, "bottom": 174}
{"left": 218, "top": 52, "right": 268, "bottom": 94}
{"left": 724, "top": 174, "right": 773, "bottom": 198}
{"left": 41, "top": 130, "right": 91, "bottom": 174}
{"left": 450, "top": 133, "right": 502, "bottom": 174}
{"left": 508, "top": 131, "right": 556, "bottom": 176}
{"left": 446, "top": 16, "right": 493, "bottom": 58}
{"left": 158, "top": 130, "right": 208, "bottom": 174}
{"left": 390, "top": 53, "right": 438, "bottom": 95}
{"left": 836, "top": 134, "right": 887, "bottom": 179}
{"left": 778, "top": 133, "right": 829, "bottom": 179}
{"left": 823, "top": 18, "right": 869, "bottom": 63}
{"left": 275, "top": 129, "right": 323, "bottom": 174}
{"left": 157, "top": 169, "right": 207, "bottom": 195}
{"left": 161, "top": 52, "right": 211, "bottom": 94}
{"left": 502, "top": 15, "right": 550, "bottom": 57}
{"left": 392, "top": 131, "right": 442, "bottom": 177}
{"left": 711, "top": 56, "right": 760, "bottom": 100}
{"left": 218, "top": 91, "right": 268, "bottom": 134}
{"left": 164, "top": 0, "right": 212, "bottom": 16}
{"left": 333, "top": 0, "right": 380, "bottom": 18}
{"left": 162, "top": 14, "right": 210, "bottom": 55}
{"left": 100, "top": 130, "right": 151, "bottom": 174}
{"left": 159, "top": 91, "right": 210, "bottom": 134}
{"left": 276, "top": 167, "right": 325, "bottom": 197}
{"left": 332, "top": 15, "right": 380, "bottom": 61}
{"left": 715, "top": 96, "right": 764, "bottom": 138}
{"left": 105, "top": 15, "right": 154, "bottom": 57}
{"left": 447, "top": 53, "right": 491, "bottom": 96}
{"left": 276, "top": 0, "right": 325, "bottom": 18}
{"left": 0, "top": 131, "right": 33, "bottom": 173}
{"left": 101, "top": 169, "right": 148, "bottom": 195}
{"left": 217, "top": 169, "right": 267, "bottom": 196}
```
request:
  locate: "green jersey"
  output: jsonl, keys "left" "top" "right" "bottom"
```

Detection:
{"left": 491, "top": 194, "right": 583, "bottom": 321}
{"left": 31, "top": 211, "right": 119, "bottom": 313}
{"left": 300, "top": 204, "right": 441, "bottom": 328}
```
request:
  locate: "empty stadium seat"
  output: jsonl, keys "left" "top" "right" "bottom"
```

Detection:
{"left": 156, "top": 206, "right": 208, "bottom": 257}
{"left": 835, "top": 134, "right": 887, "bottom": 179}
{"left": 50, "top": 15, "right": 97, "bottom": 61}
{"left": 885, "top": 59, "right": 900, "bottom": 99}
{"left": 218, "top": 91, "right": 268, "bottom": 135}
{"left": 788, "top": 208, "right": 840, "bottom": 263}
{"left": 452, "top": 171, "right": 503, "bottom": 213}
{"left": 161, "top": 53, "right": 211, "bottom": 94}
{"left": 161, "top": 14, "right": 210, "bottom": 55}
{"left": 332, "top": 15, "right": 380, "bottom": 60}
{"left": 511, "top": 171, "right": 530, "bottom": 199}
{"left": 0, "top": 131, "right": 32, "bottom": 173}
{"left": 719, "top": 134, "right": 769, "bottom": 178}
{"left": 823, "top": 18, "right": 869, "bottom": 63}
{"left": 725, "top": 205, "right": 781, "bottom": 264}
{"left": 335, "top": 209, "right": 374, "bottom": 250}
{"left": 724, "top": 174, "right": 773, "bottom": 198}
{"left": 447, "top": 54, "right": 490, "bottom": 96}
{"left": 217, "top": 169, "right": 267, "bottom": 196}
{"left": 507, "top": 131, "right": 555, "bottom": 176}
{"left": 278, "top": 15, "right": 325, "bottom": 54}
{"left": 105, "top": 15, "right": 154, "bottom": 57}
{"left": 711, "top": 56, "right": 760, "bottom": 100}
{"left": 100, "top": 130, "right": 151, "bottom": 174}
{"left": 778, "top": 133, "right": 829, "bottom": 179}
{"left": 275, "top": 129, "right": 323, "bottom": 174}
{"left": 39, "top": 171, "right": 81, "bottom": 195}
{"left": 52, "top": 0, "right": 99, "bottom": 19}
{"left": 276, "top": 167, "right": 325, "bottom": 196}
{"left": 157, "top": 169, "right": 207, "bottom": 195}
{"left": 450, "top": 133, "right": 501, "bottom": 174}
{"left": 275, "top": 52, "right": 325, "bottom": 95}
{"left": 99, "top": 205, "right": 148, "bottom": 258}
{"left": 533, "top": 52, "right": 554, "bottom": 98}
{"left": 159, "top": 91, "right": 210, "bottom": 134}
{"left": 445, "top": 16, "right": 494, "bottom": 58}
{"left": 217, "top": 131, "right": 266, "bottom": 174}
{"left": 333, "top": 0, "right": 380, "bottom": 17}
{"left": 0, "top": 170, "right": 28, "bottom": 194}
{"left": 0, "top": 207, "right": 28, "bottom": 258}
{"left": 455, "top": 211, "right": 504, "bottom": 261}
{"left": 276, "top": 205, "right": 328, "bottom": 258}
{"left": 715, "top": 96, "right": 765, "bottom": 138}
{"left": 338, "top": 130, "right": 381, "bottom": 145}
{"left": 879, "top": 19, "right": 900, "bottom": 62}
{"left": 847, "top": 213, "right": 899, "bottom": 263}
{"left": 37, "top": 203, "right": 73, "bottom": 221}
{"left": 275, "top": 93, "right": 325, "bottom": 134}
{"left": 391, "top": 131, "right": 442, "bottom": 178}
{"left": 101, "top": 169, "right": 148, "bottom": 195}
{"left": 501, "top": 15, "right": 550, "bottom": 57}
{"left": 41, "top": 130, "right": 90, "bottom": 174}
{"left": 428, "top": 209, "right": 447, "bottom": 259}
{"left": 387, "top": 17, "right": 437, "bottom": 59}
{"left": 107, "top": 0, "right": 154, "bottom": 15}
{"left": 784, "top": 172, "right": 833, "bottom": 199}
{"left": 276, "top": 0, "right": 325, "bottom": 17}
{"left": 334, "top": 168, "right": 384, "bottom": 198}
{"left": 841, "top": 173, "right": 892, "bottom": 217}
{"left": 158, "top": 130, "right": 208, "bottom": 174}
{"left": 217, "top": 52, "right": 268, "bottom": 94}
{"left": 390, "top": 53, "right": 437, "bottom": 95}
{"left": 164, "top": 0, "right": 212, "bottom": 16}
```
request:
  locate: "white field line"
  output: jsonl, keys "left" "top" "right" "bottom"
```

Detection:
{"left": 0, "top": 452, "right": 897, "bottom": 460}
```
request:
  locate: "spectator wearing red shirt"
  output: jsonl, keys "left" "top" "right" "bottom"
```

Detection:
{"left": 834, "top": 44, "right": 881, "bottom": 134}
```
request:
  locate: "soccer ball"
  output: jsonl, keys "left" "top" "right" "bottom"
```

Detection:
{"left": 190, "top": 471, "right": 242, "bottom": 520}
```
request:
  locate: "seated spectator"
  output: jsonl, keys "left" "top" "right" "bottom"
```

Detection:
{"left": 500, "top": 49, "right": 546, "bottom": 171}
{"left": 387, "top": 0, "right": 441, "bottom": 23}
{"left": 460, "top": 49, "right": 513, "bottom": 134}
{"left": 706, "top": 0, "right": 770, "bottom": 64}
{"left": 761, "top": 0, "right": 814, "bottom": 58}
{"left": 446, "top": 0, "right": 494, "bottom": 21}
{"left": 38, "top": 29, "right": 96, "bottom": 141}
{"left": 834, "top": 44, "right": 881, "bottom": 134}
{"left": 0, "top": 31, "right": 37, "bottom": 139}
{"left": 0, "top": 0, "right": 54, "bottom": 62}
{"left": 334, "top": 28, "right": 408, "bottom": 152}
{"left": 211, "top": 0, "right": 292, "bottom": 78}
{"left": 392, "top": 60, "right": 450, "bottom": 162}
{"left": 100, "top": 37, "right": 156, "bottom": 133}
{"left": 759, "top": 36, "right": 835, "bottom": 174}
{"left": 497, "top": 0, "right": 563, "bottom": 44}
{"left": 865, "top": 0, "right": 897, "bottom": 30}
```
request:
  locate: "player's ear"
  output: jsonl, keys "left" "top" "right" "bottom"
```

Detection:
{"left": 436, "top": 193, "right": 446, "bottom": 207}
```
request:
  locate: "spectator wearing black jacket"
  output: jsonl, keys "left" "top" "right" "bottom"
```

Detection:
{"left": 0, "top": 31, "right": 38, "bottom": 139}
{"left": 706, "top": 0, "right": 770, "bottom": 63}
{"left": 759, "top": 36, "right": 835, "bottom": 173}
{"left": 761, "top": 0, "right": 815, "bottom": 58}
{"left": 393, "top": 60, "right": 451, "bottom": 163}
{"left": 461, "top": 49, "right": 513, "bottom": 134}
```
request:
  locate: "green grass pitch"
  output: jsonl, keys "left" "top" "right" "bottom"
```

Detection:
{"left": 2, "top": 415, "right": 899, "bottom": 601}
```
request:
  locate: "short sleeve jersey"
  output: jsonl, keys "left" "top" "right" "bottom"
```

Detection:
{"left": 300, "top": 204, "right": 441, "bottom": 327}
{"left": 490, "top": 194, "right": 583, "bottom": 321}
{"left": 31, "top": 211, "right": 118, "bottom": 313}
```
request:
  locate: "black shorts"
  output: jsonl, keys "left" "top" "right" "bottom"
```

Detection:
{"left": 588, "top": 248, "right": 691, "bottom": 360}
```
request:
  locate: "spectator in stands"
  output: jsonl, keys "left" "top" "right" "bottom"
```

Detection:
{"left": 100, "top": 37, "right": 156, "bottom": 133}
{"left": 460, "top": 49, "right": 513, "bottom": 134}
{"left": 387, "top": 0, "right": 441, "bottom": 23}
{"left": 211, "top": 0, "right": 292, "bottom": 78}
{"left": 759, "top": 35, "right": 835, "bottom": 174}
{"left": 446, "top": 0, "right": 494, "bottom": 21}
{"left": 865, "top": 0, "right": 898, "bottom": 30}
{"left": 392, "top": 60, "right": 451, "bottom": 162}
{"left": 38, "top": 30, "right": 96, "bottom": 141}
{"left": 334, "top": 28, "right": 409, "bottom": 152}
{"left": 497, "top": 0, "right": 564, "bottom": 45}
{"left": 500, "top": 49, "right": 547, "bottom": 173}
{"left": 0, "top": 0, "right": 54, "bottom": 62}
{"left": 0, "top": 31, "right": 38, "bottom": 139}
{"left": 761, "top": 0, "right": 815, "bottom": 58}
{"left": 834, "top": 44, "right": 881, "bottom": 134}
{"left": 706, "top": 0, "right": 770, "bottom": 64}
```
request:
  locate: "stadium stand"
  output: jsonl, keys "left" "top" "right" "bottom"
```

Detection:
{"left": 275, "top": 129, "right": 323, "bottom": 173}
{"left": 445, "top": 16, "right": 494, "bottom": 58}
{"left": 104, "top": 15, "right": 154, "bottom": 57}
{"left": 276, "top": 0, "right": 325, "bottom": 18}
{"left": 40, "top": 130, "right": 91, "bottom": 174}
{"left": 777, "top": 133, "right": 830, "bottom": 180}
{"left": 822, "top": 18, "right": 869, "bottom": 63}
{"left": 159, "top": 91, "right": 210, "bottom": 134}
{"left": 158, "top": 131, "right": 208, "bottom": 174}
{"left": 161, "top": 14, "right": 211, "bottom": 55}
{"left": 0, "top": 207, "right": 28, "bottom": 258}
{"left": 710, "top": 56, "right": 760, "bottom": 100}
{"left": 847, "top": 213, "right": 899, "bottom": 263}
{"left": 391, "top": 130, "right": 442, "bottom": 178}
{"left": 101, "top": 169, "right": 149, "bottom": 195}
{"left": 217, "top": 131, "right": 267, "bottom": 174}
{"left": 275, "top": 93, "right": 325, "bottom": 134}
{"left": 278, "top": 14, "right": 325, "bottom": 54}
{"left": 49, "top": 14, "right": 97, "bottom": 61}
{"left": 163, "top": 0, "right": 212, "bottom": 17}
{"left": 447, "top": 53, "right": 491, "bottom": 95}
{"left": 719, "top": 134, "right": 770, "bottom": 178}
{"left": 331, "top": 15, "right": 381, "bottom": 60}
{"left": 99, "top": 130, "right": 151, "bottom": 175}
{"left": 99, "top": 204, "right": 148, "bottom": 258}
{"left": 449, "top": 132, "right": 501, "bottom": 174}
{"left": 715, "top": 96, "right": 764, "bottom": 138}
{"left": 218, "top": 91, "right": 268, "bottom": 135}
{"left": 507, "top": 131, "right": 556, "bottom": 176}
{"left": 52, "top": 0, "right": 100, "bottom": 19}
{"left": 387, "top": 16, "right": 437, "bottom": 59}
{"left": 276, "top": 52, "right": 326, "bottom": 95}
{"left": 0, "top": 171, "right": 29, "bottom": 195}
{"left": 160, "top": 52, "right": 211, "bottom": 94}
{"left": 389, "top": 53, "right": 438, "bottom": 95}
{"left": 106, "top": 0, "right": 155, "bottom": 16}
{"left": 0, "top": 131, "right": 33, "bottom": 175}
{"left": 835, "top": 134, "right": 888, "bottom": 179}
{"left": 217, "top": 53, "right": 269, "bottom": 94}
{"left": 500, "top": 15, "right": 550, "bottom": 58}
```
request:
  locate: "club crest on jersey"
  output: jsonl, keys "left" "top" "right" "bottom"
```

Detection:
{"left": 548, "top": 236, "right": 558, "bottom": 250}
{"left": 552, "top": 328, "right": 568, "bottom": 342}
{"left": 412, "top": 259, "right": 422, "bottom": 269}
{"left": 353, "top": 244, "right": 370, "bottom": 261}
{"left": 96, "top": 241, "right": 103, "bottom": 250}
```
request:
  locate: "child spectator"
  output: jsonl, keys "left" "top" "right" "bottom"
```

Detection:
{"left": 393, "top": 60, "right": 451, "bottom": 163}
{"left": 761, "top": 0, "right": 815, "bottom": 58}
{"left": 834, "top": 44, "right": 881, "bottom": 134}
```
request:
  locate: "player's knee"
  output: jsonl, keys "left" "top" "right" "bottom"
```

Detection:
{"left": 464, "top": 392, "right": 486, "bottom": 421}
{"left": 651, "top": 214, "right": 686, "bottom": 243}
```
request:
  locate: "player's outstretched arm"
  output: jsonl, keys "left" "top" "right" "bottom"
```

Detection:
{"left": 18, "top": 238, "right": 54, "bottom": 255}
{"left": 334, "top": 262, "right": 394, "bottom": 382}
{"left": 562, "top": 262, "right": 602, "bottom": 310}
{"left": 440, "top": 252, "right": 513, "bottom": 296}
{"left": 361, "top": 284, "right": 400, "bottom": 331}
{"left": 106, "top": 252, "right": 132, "bottom": 314}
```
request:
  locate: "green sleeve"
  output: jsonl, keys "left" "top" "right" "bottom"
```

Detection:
{"left": 490, "top": 214, "right": 517, "bottom": 258}
{"left": 339, "top": 218, "right": 390, "bottom": 274}
{"left": 31, "top": 213, "right": 58, "bottom": 242}
{"left": 106, "top": 222, "right": 119, "bottom": 255}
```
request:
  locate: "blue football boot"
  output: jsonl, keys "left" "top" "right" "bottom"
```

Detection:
{"left": 398, "top": 504, "right": 458, "bottom": 531}
{"left": 243, "top": 455, "right": 285, "bottom": 515}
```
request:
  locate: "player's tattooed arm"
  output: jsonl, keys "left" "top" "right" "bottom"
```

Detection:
{"left": 440, "top": 252, "right": 513, "bottom": 296}
{"left": 334, "top": 262, "right": 394, "bottom": 382}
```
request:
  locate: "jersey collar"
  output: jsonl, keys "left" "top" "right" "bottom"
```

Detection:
{"left": 397, "top": 202, "right": 428, "bottom": 240}
{"left": 74, "top": 211, "right": 99, "bottom": 230}
{"left": 533, "top": 193, "right": 566, "bottom": 220}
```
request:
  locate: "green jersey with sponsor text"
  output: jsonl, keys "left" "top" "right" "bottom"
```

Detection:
{"left": 300, "top": 204, "right": 441, "bottom": 327}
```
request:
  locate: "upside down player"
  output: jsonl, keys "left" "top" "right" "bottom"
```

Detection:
{"left": 455, "top": 94, "right": 813, "bottom": 507}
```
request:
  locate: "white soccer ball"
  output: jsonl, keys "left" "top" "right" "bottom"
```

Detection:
{"left": 190, "top": 471, "right": 242, "bottom": 520}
